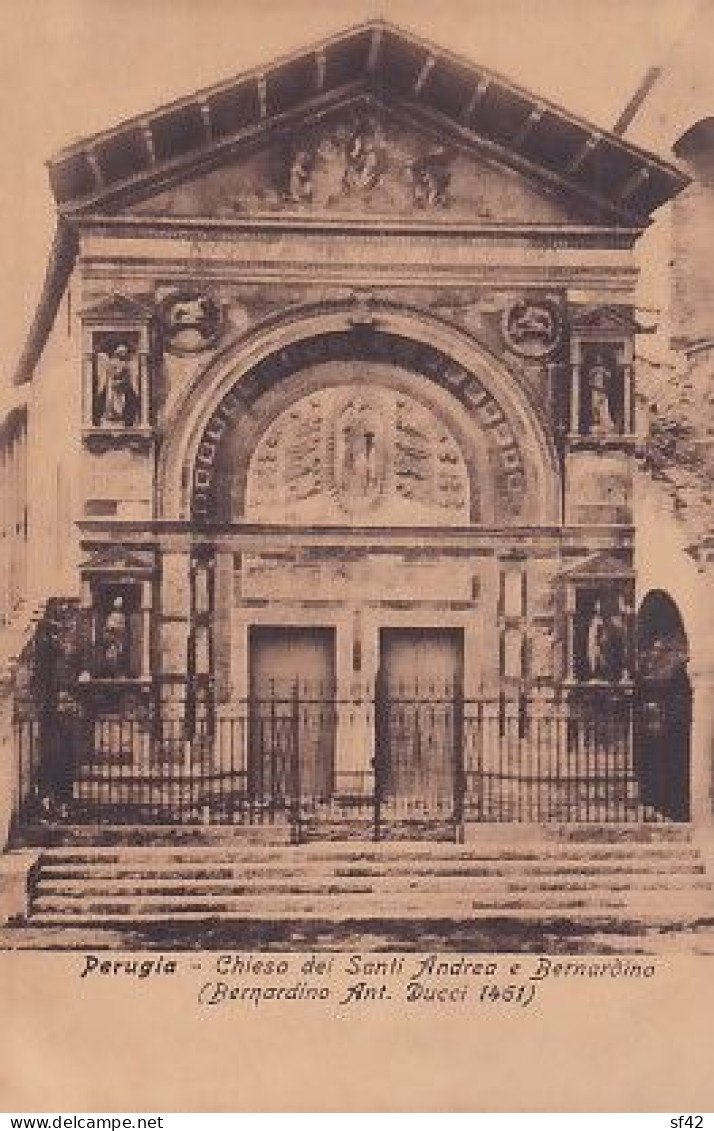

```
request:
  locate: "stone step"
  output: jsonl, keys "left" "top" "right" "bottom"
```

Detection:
{"left": 15, "top": 823, "right": 295, "bottom": 849}
{"left": 30, "top": 905, "right": 709, "bottom": 927}
{"left": 35, "top": 858, "right": 706, "bottom": 886}
{"left": 34, "top": 873, "right": 713, "bottom": 900}
{"left": 28, "top": 892, "right": 636, "bottom": 915}
{"left": 29, "top": 891, "right": 711, "bottom": 921}
{"left": 16, "top": 821, "right": 696, "bottom": 849}
{"left": 25, "top": 826, "right": 712, "bottom": 928}
{"left": 35, "top": 848, "right": 703, "bottom": 869}
{"left": 35, "top": 842, "right": 701, "bottom": 866}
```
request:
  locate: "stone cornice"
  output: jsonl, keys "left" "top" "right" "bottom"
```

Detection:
{"left": 75, "top": 211, "right": 643, "bottom": 249}
{"left": 76, "top": 224, "right": 640, "bottom": 294}
{"left": 78, "top": 519, "right": 635, "bottom": 552}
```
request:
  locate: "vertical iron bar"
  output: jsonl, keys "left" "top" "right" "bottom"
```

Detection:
{"left": 291, "top": 682, "right": 301, "bottom": 844}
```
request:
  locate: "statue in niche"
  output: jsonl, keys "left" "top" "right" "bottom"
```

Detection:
{"left": 93, "top": 341, "right": 140, "bottom": 428}
{"left": 586, "top": 355, "right": 618, "bottom": 435}
{"left": 287, "top": 147, "right": 315, "bottom": 203}
{"left": 410, "top": 146, "right": 451, "bottom": 207}
{"left": 585, "top": 600, "right": 608, "bottom": 679}
{"left": 98, "top": 596, "right": 129, "bottom": 678}
{"left": 342, "top": 118, "right": 384, "bottom": 192}
{"left": 584, "top": 596, "right": 627, "bottom": 682}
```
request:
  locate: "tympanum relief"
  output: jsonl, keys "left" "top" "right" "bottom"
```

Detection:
{"left": 246, "top": 386, "right": 470, "bottom": 525}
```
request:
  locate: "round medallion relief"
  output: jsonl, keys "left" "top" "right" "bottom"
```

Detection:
{"left": 159, "top": 289, "right": 224, "bottom": 355}
{"left": 501, "top": 298, "right": 562, "bottom": 359}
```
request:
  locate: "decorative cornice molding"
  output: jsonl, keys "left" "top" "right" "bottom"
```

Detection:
{"left": 75, "top": 212, "right": 643, "bottom": 247}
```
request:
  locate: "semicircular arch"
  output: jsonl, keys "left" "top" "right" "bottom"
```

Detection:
{"left": 157, "top": 299, "right": 561, "bottom": 526}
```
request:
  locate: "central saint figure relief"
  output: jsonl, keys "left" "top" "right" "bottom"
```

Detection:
{"left": 333, "top": 399, "right": 384, "bottom": 509}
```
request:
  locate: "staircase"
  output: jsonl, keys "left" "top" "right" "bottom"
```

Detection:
{"left": 23, "top": 825, "right": 714, "bottom": 927}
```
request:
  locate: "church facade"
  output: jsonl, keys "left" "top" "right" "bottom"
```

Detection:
{"left": 2, "top": 24, "right": 694, "bottom": 837}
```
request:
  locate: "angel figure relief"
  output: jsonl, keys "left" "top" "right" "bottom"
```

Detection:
{"left": 287, "top": 146, "right": 315, "bottom": 204}
{"left": 92, "top": 339, "right": 141, "bottom": 428}
{"left": 410, "top": 146, "right": 452, "bottom": 207}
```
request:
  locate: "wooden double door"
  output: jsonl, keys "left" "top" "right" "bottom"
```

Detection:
{"left": 248, "top": 624, "right": 464, "bottom": 816}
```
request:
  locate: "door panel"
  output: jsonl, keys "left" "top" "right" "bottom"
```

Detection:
{"left": 249, "top": 627, "right": 335, "bottom": 802}
{"left": 377, "top": 628, "right": 464, "bottom": 812}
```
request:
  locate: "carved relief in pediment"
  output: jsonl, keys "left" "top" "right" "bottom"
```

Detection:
{"left": 128, "top": 105, "right": 595, "bottom": 224}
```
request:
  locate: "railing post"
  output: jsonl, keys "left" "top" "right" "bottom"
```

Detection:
{"left": 290, "top": 681, "right": 301, "bottom": 844}
{"left": 453, "top": 679, "right": 465, "bottom": 843}
{"left": 475, "top": 696, "right": 486, "bottom": 823}
{"left": 373, "top": 670, "right": 385, "bottom": 842}
{"left": 268, "top": 681, "right": 277, "bottom": 825}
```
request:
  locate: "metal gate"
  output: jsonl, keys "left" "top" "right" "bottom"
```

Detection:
{"left": 13, "top": 688, "right": 678, "bottom": 835}
{"left": 374, "top": 676, "right": 464, "bottom": 832}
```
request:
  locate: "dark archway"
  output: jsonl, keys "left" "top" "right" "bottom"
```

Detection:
{"left": 635, "top": 590, "right": 692, "bottom": 820}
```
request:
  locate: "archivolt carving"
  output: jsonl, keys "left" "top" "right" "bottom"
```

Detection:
{"left": 157, "top": 301, "right": 560, "bottom": 526}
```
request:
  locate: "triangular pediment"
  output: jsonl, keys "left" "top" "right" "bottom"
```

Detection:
{"left": 80, "top": 547, "right": 155, "bottom": 574}
{"left": 119, "top": 98, "right": 608, "bottom": 226}
{"left": 48, "top": 22, "right": 687, "bottom": 226}
{"left": 571, "top": 304, "right": 657, "bottom": 336}
{"left": 562, "top": 551, "right": 635, "bottom": 582}
{"left": 81, "top": 293, "right": 154, "bottom": 324}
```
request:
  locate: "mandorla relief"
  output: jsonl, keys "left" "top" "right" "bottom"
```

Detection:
{"left": 246, "top": 386, "right": 470, "bottom": 525}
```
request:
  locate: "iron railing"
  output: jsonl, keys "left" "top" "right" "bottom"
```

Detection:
{"left": 13, "top": 687, "right": 676, "bottom": 833}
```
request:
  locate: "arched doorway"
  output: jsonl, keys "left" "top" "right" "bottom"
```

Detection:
{"left": 155, "top": 305, "right": 563, "bottom": 827}
{"left": 635, "top": 590, "right": 692, "bottom": 820}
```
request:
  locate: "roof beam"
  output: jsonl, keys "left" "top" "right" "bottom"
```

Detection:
{"left": 511, "top": 104, "right": 545, "bottom": 149}
{"left": 564, "top": 131, "right": 601, "bottom": 176}
{"left": 617, "top": 165, "right": 650, "bottom": 203}
{"left": 414, "top": 53, "right": 437, "bottom": 97}
{"left": 85, "top": 149, "right": 105, "bottom": 190}
{"left": 461, "top": 75, "right": 490, "bottom": 121}
{"left": 367, "top": 26, "right": 382, "bottom": 72}
{"left": 406, "top": 97, "right": 640, "bottom": 224}
{"left": 197, "top": 97, "right": 213, "bottom": 143}
{"left": 315, "top": 49, "right": 327, "bottom": 93}
{"left": 139, "top": 121, "right": 156, "bottom": 165}
{"left": 257, "top": 74, "right": 268, "bottom": 118}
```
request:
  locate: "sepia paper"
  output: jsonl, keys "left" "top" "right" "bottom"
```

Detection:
{"left": 0, "top": 0, "right": 712, "bottom": 1114}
